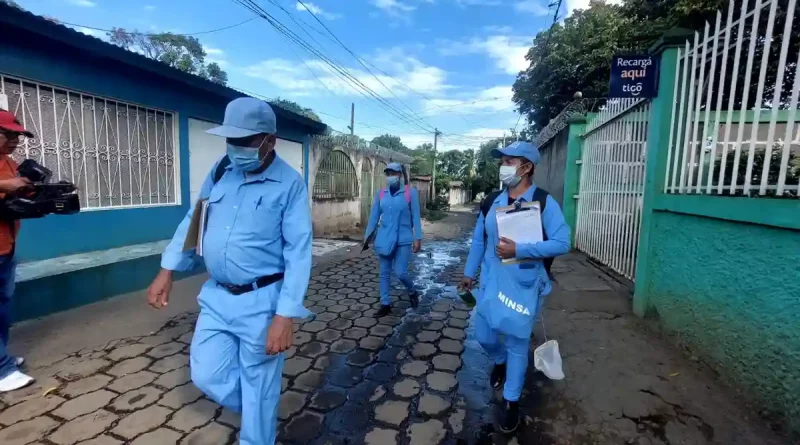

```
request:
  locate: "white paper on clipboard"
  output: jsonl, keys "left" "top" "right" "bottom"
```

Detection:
{"left": 495, "top": 201, "right": 543, "bottom": 264}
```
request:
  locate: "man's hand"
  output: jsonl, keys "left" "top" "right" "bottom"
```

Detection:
{"left": 412, "top": 240, "right": 421, "bottom": 253}
{"left": 266, "top": 315, "right": 293, "bottom": 355}
{"left": 0, "top": 177, "right": 31, "bottom": 194}
{"left": 147, "top": 269, "right": 173, "bottom": 309}
{"left": 459, "top": 276, "right": 475, "bottom": 291}
{"left": 496, "top": 237, "right": 517, "bottom": 260}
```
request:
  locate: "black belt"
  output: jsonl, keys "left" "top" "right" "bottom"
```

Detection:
{"left": 218, "top": 273, "right": 284, "bottom": 295}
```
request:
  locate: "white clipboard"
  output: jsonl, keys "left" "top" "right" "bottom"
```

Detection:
{"left": 495, "top": 201, "right": 543, "bottom": 265}
{"left": 183, "top": 199, "right": 210, "bottom": 256}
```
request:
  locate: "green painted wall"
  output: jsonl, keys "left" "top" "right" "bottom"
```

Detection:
{"left": 644, "top": 210, "right": 800, "bottom": 431}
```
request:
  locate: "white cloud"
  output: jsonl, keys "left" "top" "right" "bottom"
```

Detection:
{"left": 203, "top": 46, "right": 229, "bottom": 68}
{"left": 371, "top": 0, "right": 416, "bottom": 16}
{"left": 295, "top": 1, "right": 342, "bottom": 20}
{"left": 439, "top": 35, "right": 532, "bottom": 75}
{"left": 69, "top": 0, "right": 97, "bottom": 7}
{"left": 421, "top": 85, "right": 514, "bottom": 116}
{"left": 566, "top": 0, "right": 622, "bottom": 15}
{"left": 244, "top": 49, "right": 451, "bottom": 99}
{"left": 514, "top": 0, "right": 550, "bottom": 16}
{"left": 204, "top": 46, "right": 225, "bottom": 56}
{"left": 144, "top": 5, "right": 156, "bottom": 11}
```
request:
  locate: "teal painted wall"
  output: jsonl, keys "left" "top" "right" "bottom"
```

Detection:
{"left": 644, "top": 210, "right": 800, "bottom": 431}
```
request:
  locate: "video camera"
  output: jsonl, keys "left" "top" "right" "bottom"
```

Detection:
{"left": 0, "top": 159, "right": 81, "bottom": 220}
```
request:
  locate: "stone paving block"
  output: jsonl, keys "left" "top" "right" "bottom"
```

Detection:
{"left": 432, "top": 354, "right": 462, "bottom": 372}
{"left": 168, "top": 399, "right": 217, "bottom": 432}
{"left": 146, "top": 342, "right": 185, "bottom": 359}
{"left": 364, "top": 427, "right": 399, "bottom": 445}
{"left": 78, "top": 434, "right": 123, "bottom": 444}
{"left": 343, "top": 327, "right": 368, "bottom": 340}
{"left": 449, "top": 408, "right": 465, "bottom": 435}
{"left": 56, "top": 358, "right": 110, "bottom": 381}
{"left": 129, "top": 428, "right": 182, "bottom": 445}
{"left": 283, "top": 357, "right": 312, "bottom": 377}
{"left": 293, "top": 370, "right": 325, "bottom": 392}
{"left": 149, "top": 354, "right": 189, "bottom": 373}
{"left": 138, "top": 335, "right": 173, "bottom": 347}
{"left": 359, "top": 336, "right": 385, "bottom": 351}
{"left": 180, "top": 421, "right": 233, "bottom": 444}
{"left": 353, "top": 317, "right": 378, "bottom": 328}
{"left": 108, "top": 370, "right": 158, "bottom": 393}
{"left": 328, "top": 304, "right": 348, "bottom": 313}
{"left": 282, "top": 410, "right": 324, "bottom": 442}
{"left": 392, "top": 379, "right": 421, "bottom": 398}
{"left": 300, "top": 321, "right": 327, "bottom": 333}
{"left": 450, "top": 310, "right": 470, "bottom": 320}
{"left": 369, "top": 324, "right": 394, "bottom": 337}
{"left": 400, "top": 360, "right": 429, "bottom": 377}
{"left": 313, "top": 355, "right": 331, "bottom": 370}
{"left": 159, "top": 383, "right": 204, "bottom": 409}
{"left": 285, "top": 346, "right": 297, "bottom": 360}
{"left": 439, "top": 339, "right": 464, "bottom": 354}
{"left": 447, "top": 317, "right": 468, "bottom": 329}
{"left": 293, "top": 331, "right": 313, "bottom": 345}
{"left": 111, "top": 386, "right": 163, "bottom": 412}
{"left": 49, "top": 409, "right": 118, "bottom": 445}
{"left": 328, "top": 318, "right": 353, "bottom": 330}
{"left": 418, "top": 393, "right": 451, "bottom": 416}
{"left": 153, "top": 366, "right": 191, "bottom": 389}
{"left": 217, "top": 409, "right": 242, "bottom": 428}
{"left": 378, "top": 316, "right": 401, "bottom": 326}
{"left": 442, "top": 327, "right": 466, "bottom": 340}
{"left": 407, "top": 419, "right": 446, "bottom": 445}
{"left": 347, "top": 349, "right": 375, "bottom": 367}
{"left": 111, "top": 405, "right": 172, "bottom": 439}
{"left": 313, "top": 312, "right": 337, "bottom": 322}
{"left": 416, "top": 331, "right": 440, "bottom": 342}
{"left": 330, "top": 339, "right": 357, "bottom": 354}
{"left": 107, "top": 344, "right": 151, "bottom": 361}
{"left": 427, "top": 372, "right": 458, "bottom": 392}
{"left": 423, "top": 321, "right": 444, "bottom": 331}
{"left": 177, "top": 331, "right": 194, "bottom": 345}
{"left": 53, "top": 390, "right": 116, "bottom": 420}
{"left": 428, "top": 311, "right": 447, "bottom": 321}
{"left": 370, "top": 386, "right": 386, "bottom": 402}
{"left": 377, "top": 347, "right": 407, "bottom": 363}
{"left": 315, "top": 329, "right": 342, "bottom": 343}
{"left": 0, "top": 395, "right": 65, "bottom": 425}
{"left": 309, "top": 388, "right": 347, "bottom": 411}
{"left": 411, "top": 343, "right": 437, "bottom": 359}
{"left": 298, "top": 341, "right": 329, "bottom": 358}
{"left": 278, "top": 391, "right": 307, "bottom": 421}
{"left": 0, "top": 416, "right": 58, "bottom": 445}
{"left": 108, "top": 356, "right": 152, "bottom": 377}
{"left": 375, "top": 400, "right": 409, "bottom": 426}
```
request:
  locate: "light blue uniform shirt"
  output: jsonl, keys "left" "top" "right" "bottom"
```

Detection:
{"left": 364, "top": 186, "right": 423, "bottom": 253}
{"left": 161, "top": 154, "right": 312, "bottom": 319}
{"left": 464, "top": 184, "right": 570, "bottom": 298}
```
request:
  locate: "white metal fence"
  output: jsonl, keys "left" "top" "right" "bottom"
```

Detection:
{"left": 0, "top": 74, "right": 180, "bottom": 209}
{"left": 664, "top": 0, "right": 799, "bottom": 198}
{"left": 575, "top": 99, "right": 651, "bottom": 280}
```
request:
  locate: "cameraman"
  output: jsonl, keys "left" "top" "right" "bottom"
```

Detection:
{"left": 0, "top": 110, "right": 33, "bottom": 393}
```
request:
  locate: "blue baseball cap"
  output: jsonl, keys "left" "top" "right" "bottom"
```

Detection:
{"left": 207, "top": 97, "right": 277, "bottom": 138}
{"left": 491, "top": 141, "right": 541, "bottom": 165}
{"left": 384, "top": 162, "right": 403, "bottom": 174}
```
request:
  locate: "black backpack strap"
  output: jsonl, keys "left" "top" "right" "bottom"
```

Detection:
{"left": 213, "top": 155, "right": 231, "bottom": 184}
{"left": 480, "top": 190, "right": 503, "bottom": 219}
{"left": 532, "top": 187, "right": 556, "bottom": 278}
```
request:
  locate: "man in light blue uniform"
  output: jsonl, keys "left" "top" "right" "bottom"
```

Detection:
{"left": 460, "top": 141, "right": 570, "bottom": 433}
{"left": 364, "top": 163, "right": 423, "bottom": 317}
{"left": 147, "top": 98, "right": 312, "bottom": 445}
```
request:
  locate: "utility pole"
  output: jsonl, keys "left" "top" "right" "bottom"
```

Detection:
{"left": 431, "top": 128, "right": 441, "bottom": 202}
{"left": 347, "top": 103, "right": 354, "bottom": 136}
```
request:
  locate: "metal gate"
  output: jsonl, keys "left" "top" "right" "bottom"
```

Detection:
{"left": 575, "top": 99, "right": 651, "bottom": 280}
{"left": 360, "top": 159, "right": 373, "bottom": 227}
{"left": 374, "top": 161, "right": 387, "bottom": 197}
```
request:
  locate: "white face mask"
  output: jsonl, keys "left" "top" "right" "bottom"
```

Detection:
{"left": 499, "top": 165, "right": 522, "bottom": 187}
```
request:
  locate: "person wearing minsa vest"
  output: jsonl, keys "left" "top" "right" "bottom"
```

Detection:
{"left": 363, "top": 162, "right": 423, "bottom": 317}
{"left": 0, "top": 110, "right": 35, "bottom": 392}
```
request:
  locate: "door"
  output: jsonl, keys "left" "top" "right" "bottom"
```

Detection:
{"left": 188, "top": 118, "right": 225, "bottom": 203}
{"left": 360, "top": 159, "right": 373, "bottom": 228}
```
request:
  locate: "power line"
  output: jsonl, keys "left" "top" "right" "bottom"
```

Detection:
{"left": 56, "top": 17, "right": 258, "bottom": 36}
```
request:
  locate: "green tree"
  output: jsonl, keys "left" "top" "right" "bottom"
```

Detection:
{"left": 269, "top": 98, "right": 321, "bottom": 122}
{"left": 410, "top": 143, "right": 434, "bottom": 176}
{"left": 107, "top": 28, "right": 228, "bottom": 85}
{"left": 371, "top": 134, "right": 411, "bottom": 154}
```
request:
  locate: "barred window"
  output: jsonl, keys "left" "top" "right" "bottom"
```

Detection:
{"left": 313, "top": 150, "right": 358, "bottom": 199}
{"left": 1, "top": 74, "right": 179, "bottom": 210}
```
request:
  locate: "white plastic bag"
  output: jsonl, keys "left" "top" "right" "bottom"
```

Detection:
{"left": 533, "top": 331, "right": 565, "bottom": 381}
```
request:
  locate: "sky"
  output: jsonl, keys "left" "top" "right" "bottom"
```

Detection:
{"left": 14, "top": 0, "right": 599, "bottom": 152}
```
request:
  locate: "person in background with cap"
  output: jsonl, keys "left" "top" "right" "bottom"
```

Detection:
{"left": 0, "top": 110, "right": 34, "bottom": 392}
{"left": 459, "top": 141, "right": 570, "bottom": 433}
{"left": 364, "top": 162, "right": 422, "bottom": 317}
{"left": 147, "top": 98, "right": 312, "bottom": 445}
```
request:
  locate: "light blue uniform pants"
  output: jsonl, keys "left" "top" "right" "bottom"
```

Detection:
{"left": 474, "top": 312, "right": 531, "bottom": 402}
{"left": 190, "top": 281, "right": 284, "bottom": 445}
{"left": 378, "top": 244, "right": 415, "bottom": 306}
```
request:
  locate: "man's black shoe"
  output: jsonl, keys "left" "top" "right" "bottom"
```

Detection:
{"left": 376, "top": 305, "right": 392, "bottom": 317}
{"left": 490, "top": 363, "right": 506, "bottom": 389}
{"left": 409, "top": 291, "right": 419, "bottom": 309}
{"left": 498, "top": 399, "right": 520, "bottom": 433}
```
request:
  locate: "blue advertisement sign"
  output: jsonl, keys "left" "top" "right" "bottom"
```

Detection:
{"left": 609, "top": 55, "right": 660, "bottom": 98}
